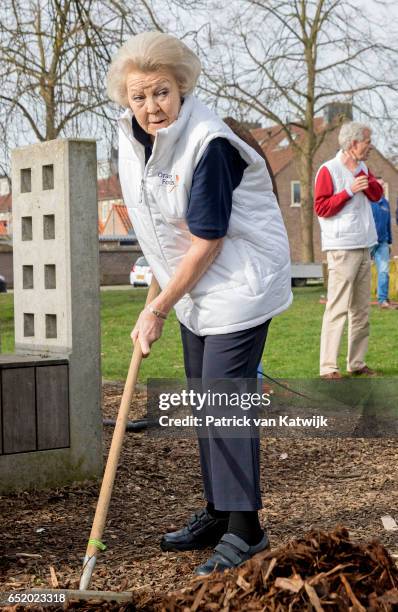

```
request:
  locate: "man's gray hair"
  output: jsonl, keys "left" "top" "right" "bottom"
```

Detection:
{"left": 107, "top": 32, "right": 201, "bottom": 107}
{"left": 338, "top": 122, "right": 371, "bottom": 151}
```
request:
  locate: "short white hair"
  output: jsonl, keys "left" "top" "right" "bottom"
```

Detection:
{"left": 107, "top": 32, "right": 201, "bottom": 107}
{"left": 338, "top": 122, "right": 371, "bottom": 151}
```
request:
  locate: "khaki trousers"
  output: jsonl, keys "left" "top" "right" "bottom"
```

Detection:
{"left": 320, "top": 248, "right": 371, "bottom": 375}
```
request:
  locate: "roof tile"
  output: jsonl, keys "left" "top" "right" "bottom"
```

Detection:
{"left": 251, "top": 117, "right": 325, "bottom": 175}
{"left": 98, "top": 174, "right": 122, "bottom": 200}
{"left": 103, "top": 204, "right": 133, "bottom": 234}
{"left": 113, "top": 204, "right": 133, "bottom": 233}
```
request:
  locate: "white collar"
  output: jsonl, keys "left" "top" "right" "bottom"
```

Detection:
{"left": 117, "top": 95, "right": 194, "bottom": 156}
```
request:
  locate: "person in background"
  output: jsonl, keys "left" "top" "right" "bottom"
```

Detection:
{"left": 314, "top": 121, "right": 383, "bottom": 379}
{"left": 371, "top": 179, "right": 395, "bottom": 309}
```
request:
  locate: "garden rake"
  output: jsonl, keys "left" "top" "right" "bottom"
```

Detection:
{"left": 79, "top": 276, "right": 160, "bottom": 591}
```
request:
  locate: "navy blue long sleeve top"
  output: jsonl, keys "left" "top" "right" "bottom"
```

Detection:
{"left": 132, "top": 117, "right": 247, "bottom": 239}
{"left": 371, "top": 196, "right": 392, "bottom": 244}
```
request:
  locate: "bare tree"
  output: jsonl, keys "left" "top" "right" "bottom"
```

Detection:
{"left": 0, "top": 0, "right": 171, "bottom": 174}
{"left": 0, "top": 0, "right": 209, "bottom": 176}
{"left": 198, "top": 0, "right": 398, "bottom": 261}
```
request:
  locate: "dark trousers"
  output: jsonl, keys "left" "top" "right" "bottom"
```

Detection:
{"left": 180, "top": 320, "right": 271, "bottom": 511}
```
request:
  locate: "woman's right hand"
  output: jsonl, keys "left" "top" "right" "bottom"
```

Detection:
{"left": 131, "top": 308, "right": 165, "bottom": 357}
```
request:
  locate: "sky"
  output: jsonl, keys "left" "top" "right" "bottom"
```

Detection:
{"left": 2, "top": 0, "right": 398, "bottom": 166}
{"left": 178, "top": 0, "right": 398, "bottom": 157}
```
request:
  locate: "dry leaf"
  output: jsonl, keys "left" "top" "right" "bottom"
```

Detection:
{"left": 304, "top": 582, "right": 324, "bottom": 612}
{"left": 49, "top": 566, "right": 59, "bottom": 588}
{"left": 236, "top": 574, "right": 251, "bottom": 591}
{"left": 275, "top": 575, "right": 304, "bottom": 593}
{"left": 190, "top": 582, "right": 207, "bottom": 612}
{"left": 340, "top": 574, "right": 366, "bottom": 612}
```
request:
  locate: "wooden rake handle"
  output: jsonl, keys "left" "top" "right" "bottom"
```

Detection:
{"left": 83, "top": 277, "right": 160, "bottom": 565}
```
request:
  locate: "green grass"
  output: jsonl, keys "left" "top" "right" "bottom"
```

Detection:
{"left": 1, "top": 286, "right": 397, "bottom": 380}
{"left": 264, "top": 286, "right": 398, "bottom": 377}
{"left": 100, "top": 288, "right": 184, "bottom": 381}
{"left": 0, "top": 292, "right": 15, "bottom": 353}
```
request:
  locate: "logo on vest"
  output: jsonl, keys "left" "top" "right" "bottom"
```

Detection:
{"left": 158, "top": 171, "right": 180, "bottom": 192}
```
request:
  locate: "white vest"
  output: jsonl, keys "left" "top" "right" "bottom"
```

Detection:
{"left": 118, "top": 95, "right": 292, "bottom": 335}
{"left": 316, "top": 151, "right": 378, "bottom": 251}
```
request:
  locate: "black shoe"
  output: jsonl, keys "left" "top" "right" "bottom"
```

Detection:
{"left": 160, "top": 508, "right": 229, "bottom": 552}
{"left": 194, "top": 531, "right": 270, "bottom": 575}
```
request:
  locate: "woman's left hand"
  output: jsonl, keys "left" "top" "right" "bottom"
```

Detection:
{"left": 131, "top": 308, "right": 165, "bottom": 357}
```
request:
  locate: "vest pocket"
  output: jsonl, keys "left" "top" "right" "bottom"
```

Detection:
{"left": 320, "top": 218, "right": 339, "bottom": 240}
{"left": 189, "top": 238, "right": 244, "bottom": 297}
{"left": 338, "top": 213, "right": 361, "bottom": 235}
{"left": 151, "top": 180, "right": 188, "bottom": 220}
{"left": 234, "top": 239, "right": 263, "bottom": 295}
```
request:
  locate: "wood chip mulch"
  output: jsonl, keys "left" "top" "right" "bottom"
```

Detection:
{"left": 139, "top": 526, "right": 398, "bottom": 611}
{"left": 1, "top": 382, "right": 398, "bottom": 611}
{"left": 6, "top": 527, "right": 398, "bottom": 611}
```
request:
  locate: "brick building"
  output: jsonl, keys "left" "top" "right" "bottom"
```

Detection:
{"left": 102, "top": 203, "right": 133, "bottom": 236}
{"left": 0, "top": 176, "right": 12, "bottom": 237}
{"left": 251, "top": 118, "right": 398, "bottom": 262}
{"left": 97, "top": 174, "right": 124, "bottom": 225}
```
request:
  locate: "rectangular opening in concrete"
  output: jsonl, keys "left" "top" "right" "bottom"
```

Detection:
{"left": 20, "top": 168, "right": 32, "bottom": 193}
{"left": 42, "top": 164, "right": 54, "bottom": 190}
{"left": 23, "top": 265, "right": 34, "bottom": 289}
{"left": 37, "top": 365, "right": 70, "bottom": 450}
{"left": 1, "top": 367, "right": 36, "bottom": 454}
{"left": 24, "top": 313, "right": 35, "bottom": 337}
{"left": 44, "top": 264, "right": 56, "bottom": 289}
{"left": 45, "top": 314, "right": 57, "bottom": 338}
{"left": 21, "top": 216, "right": 33, "bottom": 241}
{"left": 43, "top": 214, "right": 55, "bottom": 239}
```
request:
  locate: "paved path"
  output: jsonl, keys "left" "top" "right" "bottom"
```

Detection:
{"left": 3, "top": 285, "right": 137, "bottom": 294}
{"left": 100, "top": 285, "right": 133, "bottom": 291}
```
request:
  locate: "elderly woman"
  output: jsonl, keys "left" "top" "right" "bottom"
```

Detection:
{"left": 107, "top": 32, "right": 292, "bottom": 576}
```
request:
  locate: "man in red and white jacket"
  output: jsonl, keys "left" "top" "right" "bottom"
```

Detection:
{"left": 314, "top": 121, "right": 383, "bottom": 379}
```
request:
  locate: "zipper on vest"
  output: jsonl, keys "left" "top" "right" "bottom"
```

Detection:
{"left": 139, "top": 131, "right": 159, "bottom": 206}
{"left": 139, "top": 178, "right": 144, "bottom": 204}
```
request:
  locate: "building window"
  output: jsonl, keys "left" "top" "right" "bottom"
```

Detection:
{"left": 277, "top": 137, "right": 290, "bottom": 149}
{"left": 291, "top": 181, "right": 301, "bottom": 207}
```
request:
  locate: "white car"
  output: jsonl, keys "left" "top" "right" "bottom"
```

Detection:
{"left": 130, "top": 256, "right": 153, "bottom": 287}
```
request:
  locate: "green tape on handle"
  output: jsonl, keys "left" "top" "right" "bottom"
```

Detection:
{"left": 89, "top": 538, "right": 107, "bottom": 551}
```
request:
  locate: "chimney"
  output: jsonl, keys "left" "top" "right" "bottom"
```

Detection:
{"left": 110, "top": 147, "right": 119, "bottom": 176}
{"left": 324, "top": 102, "right": 353, "bottom": 125}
